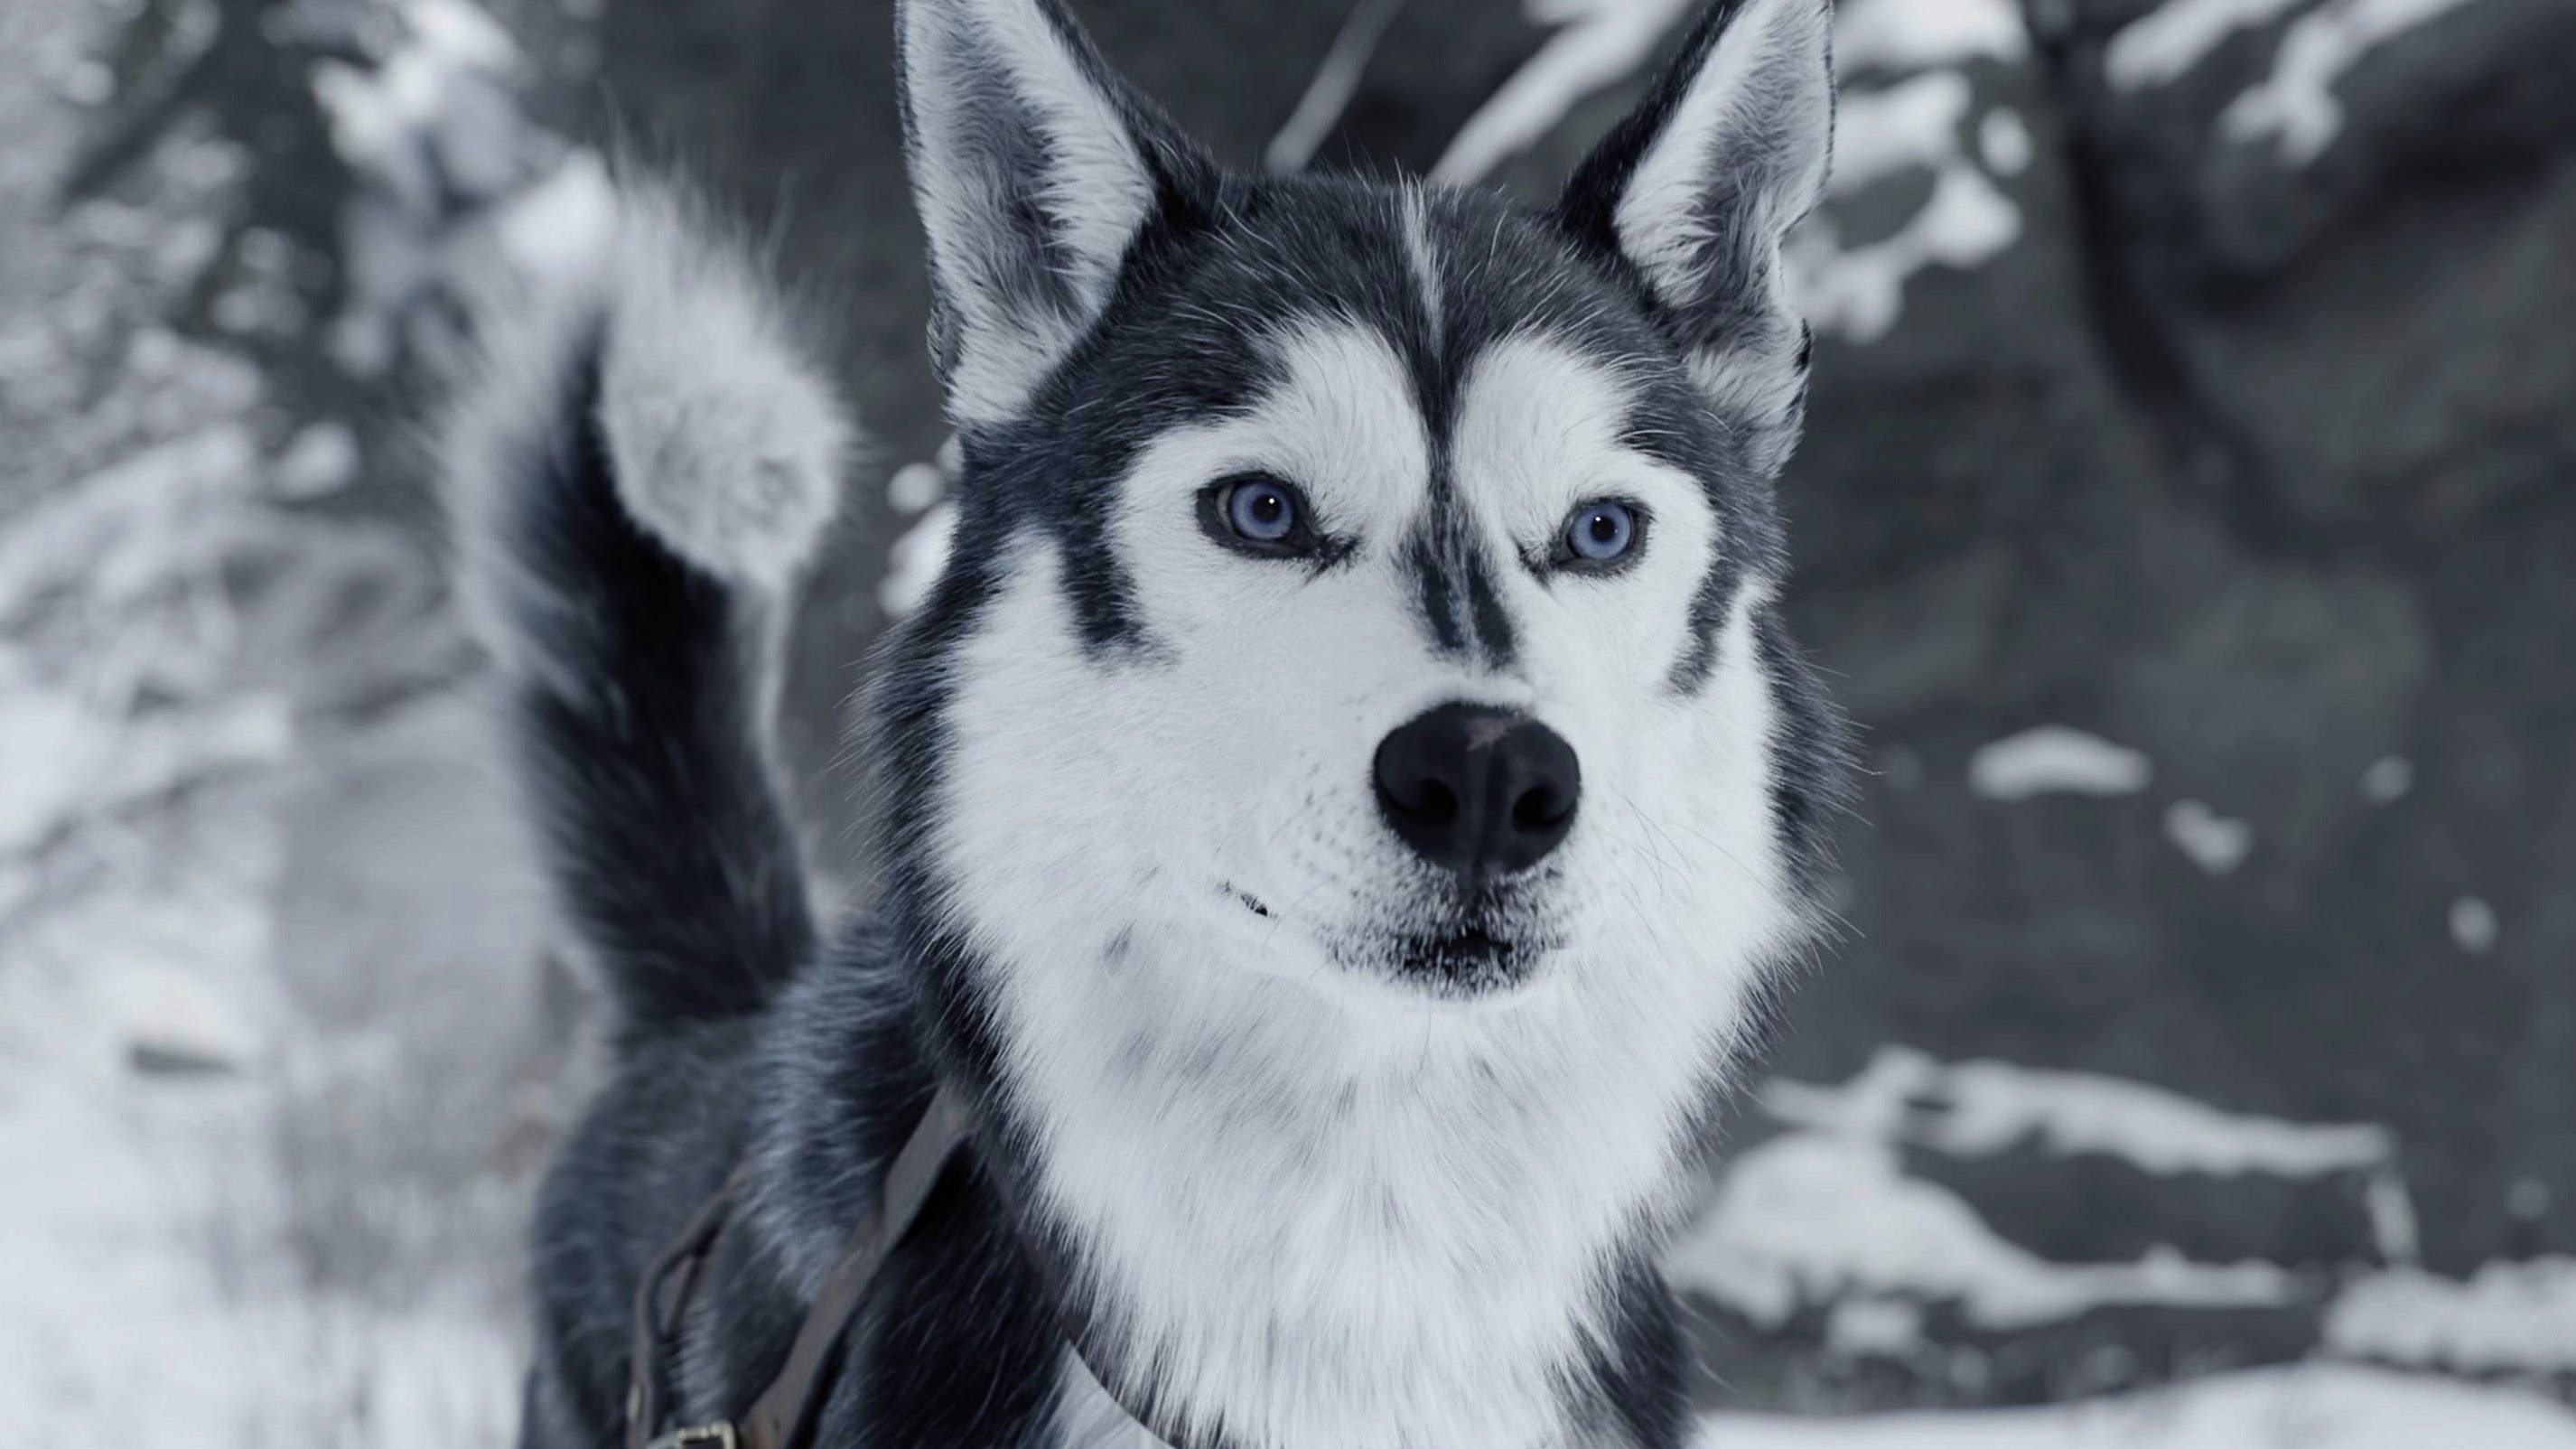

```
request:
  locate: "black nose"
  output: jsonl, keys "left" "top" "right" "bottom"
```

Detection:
{"left": 1373, "top": 704, "right": 1581, "bottom": 887}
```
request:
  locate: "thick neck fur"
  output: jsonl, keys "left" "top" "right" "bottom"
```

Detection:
{"left": 989, "top": 922, "right": 1708, "bottom": 1449}
{"left": 742, "top": 921, "right": 1707, "bottom": 1449}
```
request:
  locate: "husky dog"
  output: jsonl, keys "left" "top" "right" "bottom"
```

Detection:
{"left": 456, "top": 0, "right": 1848, "bottom": 1445}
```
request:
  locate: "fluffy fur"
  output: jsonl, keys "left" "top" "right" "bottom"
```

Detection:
{"left": 471, "top": 4, "right": 1851, "bottom": 1448}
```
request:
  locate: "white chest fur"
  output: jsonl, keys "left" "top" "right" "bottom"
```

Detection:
{"left": 1002, "top": 925, "right": 1731, "bottom": 1449}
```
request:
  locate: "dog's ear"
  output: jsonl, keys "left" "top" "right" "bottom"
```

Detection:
{"left": 898, "top": 0, "right": 1216, "bottom": 430}
{"left": 1556, "top": 0, "right": 1834, "bottom": 477}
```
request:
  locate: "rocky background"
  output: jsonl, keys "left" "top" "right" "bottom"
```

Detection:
{"left": 2, "top": 0, "right": 2570, "bottom": 1442}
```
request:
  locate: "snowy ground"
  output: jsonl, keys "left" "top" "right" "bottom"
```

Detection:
{"left": 4, "top": 0, "right": 2571, "bottom": 1445}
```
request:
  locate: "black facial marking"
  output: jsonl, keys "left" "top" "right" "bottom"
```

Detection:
{"left": 1400, "top": 511, "right": 1519, "bottom": 668}
{"left": 1461, "top": 537, "right": 1519, "bottom": 664}
{"left": 1405, "top": 526, "right": 1470, "bottom": 659}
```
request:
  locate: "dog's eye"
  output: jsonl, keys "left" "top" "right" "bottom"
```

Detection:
{"left": 1201, "top": 473, "right": 1321, "bottom": 558}
{"left": 1228, "top": 480, "right": 1298, "bottom": 541}
{"left": 1558, "top": 500, "right": 1644, "bottom": 570}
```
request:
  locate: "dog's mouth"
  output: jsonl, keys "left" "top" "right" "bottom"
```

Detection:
{"left": 1223, "top": 877, "right": 1564, "bottom": 997}
{"left": 1390, "top": 926, "right": 1529, "bottom": 990}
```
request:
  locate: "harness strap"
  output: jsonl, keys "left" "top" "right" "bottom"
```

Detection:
{"left": 627, "top": 1082, "right": 978, "bottom": 1449}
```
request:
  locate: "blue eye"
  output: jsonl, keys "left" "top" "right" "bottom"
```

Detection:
{"left": 1563, "top": 500, "right": 1639, "bottom": 566}
{"left": 1223, "top": 478, "right": 1299, "bottom": 544}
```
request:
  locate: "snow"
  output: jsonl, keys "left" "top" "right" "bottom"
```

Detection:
{"left": 1763, "top": 1045, "right": 2394, "bottom": 1179}
{"left": 1824, "top": 1296, "right": 1928, "bottom": 1358}
{"left": 1789, "top": 48, "right": 2029, "bottom": 344}
{"left": 2105, "top": 0, "right": 2308, "bottom": 90}
{"left": 1790, "top": 163, "right": 2021, "bottom": 343}
{"left": 2163, "top": 799, "right": 2254, "bottom": 874}
{"left": 0, "top": 4, "right": 549, "bottom": 1442}
{"left": 1433, "top": 0, "right": 1694, "bottom": 184}
{"left": 1966, "top": 725, "right": 2154, "bottom": 801}
{"left": 313, "top": 0, "right": 562, "bottom": 376}
{"left": 878, "top": 444, "right": 964, "bottom": 617}
{"left": 274, "top": 420, "right": 359, "bottom": 500}
{"left": 2327, "top": 1258, "right": 2576, "bottom": 1375}
{"left": 880, "top": 499, "right": 959, "bottom": 620}
{"left": 311, "top": 0, "right": 520, "bottom": 210}
{"left": 2220, "top": 0, "right": 2485, "bottom": 163}
{"left": 1834, "top": 72, "right": 1978, "bottom": 194}
{"left": 2448, "top": 895, "right": 2498, "bottom": 954}
{"left": 889, "top": 460, "right": 947, "bottom": 515}
{"left": 1977, "top": 108, "right": 2033, "bottom": 176}
{"left": 0, "top": 683, "right": 113, "bottom": 853}
{"left": 1696, "top": 1364, "right": 2576, "bottom": 1448}
{"left": 1834, "top": 0, "right": 2029, "bottom": 74}
{"left": 1667, "top": 1133, "right": 2296, "bottom": 1330}
{"left": 2360, "top": 754, "right": 2413, "bottom": 804}
{"left": 493, "top": 145, "right": 618, "bottom": 288}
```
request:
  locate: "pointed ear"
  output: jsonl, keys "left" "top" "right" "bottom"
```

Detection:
{"left": 1557, "top": 0, "right": 1834, "bottom": 476}
{"left": 898, "top": 0, "right": 1215, "bottom": 430}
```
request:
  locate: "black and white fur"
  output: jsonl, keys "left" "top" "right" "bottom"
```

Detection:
{"left": 463, "top": 2, "right": 1849, "bottom": 1446}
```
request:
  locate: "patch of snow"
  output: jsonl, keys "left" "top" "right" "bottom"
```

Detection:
{"left": 2510, "top": 1178, "right": 2553, "bottom": 1221}
{"left": 0, "top": 683, "right": 116, "bottom": 854}
{"left": 0, "top": 424, "right": 258, "bottom": 618}
{"left": 1265, "top": 0, "right": 1413, "bottom": 173}
{"left": 1789, "top": 58, "right": 2027, "bottom": 345}
{"left": 2360, "top": 753, "right": 2413, "bottom": 804}
{"left": 1768, "top": 1, "right": 2035, "bottom": 344}
{"left": 888, "top": 460, "right": 947, "bottom": 516}
{"left": 2327, "top": 1259, "right": 2576, "bottom": 1376}
{"left": 2164, "top": 798, "right": 2254, "bottom": 874}
{"left": 879, "top": 499, "right": 958, "bottom": 621}
{"left": 2105, "top": 0, "right": 2305, "bottom": 91}
{"left": 1765, "top": 1045, "right": 2395, "bottom": 1179}
{"left": 1965, "top": 725, "right": 2153, "bottom": 801}
{"left": 274, "top": 421, "right": 359, "bottom": 500}
{"left": 1789, "top": 161, "right": 2021, "bottom": 342}
{"left": 1833, "top": 72, "right": 1975, "bottom": 194}
{"left": 2219, "top": 0, "right": 2484, "bottom": 163}
{"left": 1835, "top": 0, "right": 2029, "bottom": 74}
{"left": 1667, "top": 1133, "right": 2297, "bottom": 1330}
{"left": 2365, "top": 1167, "right": 2421, "bottom": 1267}
{"left": 1433, "top": 0, "right": 1694, "bottom": 184}
{"left": 493, "top": 145, "right": 616, "bottom": 288}
{"left": 0, "top": 8, "right": 542, "bottom": 1439}
{"left": 312, "top": 0, "right": 522, "bottom": 211}
{"left": 313, "top": 0, "right": 564, "bottom": 378}
{"left": 1977, "top": 108, "right": 2032, "bottom": 175}
{"left": 2449, "top": 895, "right": 2498, "bottom": 954}
{"left": 97, "top": 696, "right": 295, "bottom": 818}
{"left": 1825, "top": 1297, "right": 1927, "bottom": 1358}
{"left": 1695, "top": 1363, "right": 2576, "bottom": 1447}
{"left": 57, "top": 59, "right": 114, "bottom": 107}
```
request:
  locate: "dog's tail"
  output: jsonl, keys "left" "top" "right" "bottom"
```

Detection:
{"left": 446, "top": 182, "right": 853, "bottom": 1045}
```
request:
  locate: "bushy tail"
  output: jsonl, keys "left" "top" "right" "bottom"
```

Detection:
{"left": 446, "top": 182, "right": 853, "bottom": 1044}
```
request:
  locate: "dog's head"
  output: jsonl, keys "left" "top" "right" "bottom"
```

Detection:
{"left": 881, "top": 0, "right": 1846, "bottom": 1023}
